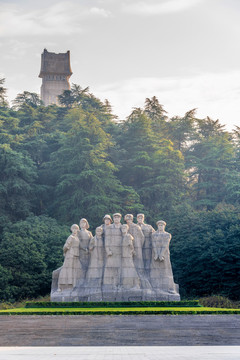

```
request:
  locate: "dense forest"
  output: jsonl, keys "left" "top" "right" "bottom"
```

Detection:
{"left": 0, "top": 78, "right": 239, "bottom": 301}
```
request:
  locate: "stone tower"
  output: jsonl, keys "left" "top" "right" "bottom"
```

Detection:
{"left": 39, "top": 49, "right": 72, "bottom": 106}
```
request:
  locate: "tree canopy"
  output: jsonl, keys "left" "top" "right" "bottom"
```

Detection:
{"left": 0, "top": 80, "right": 239, "bottom": 301}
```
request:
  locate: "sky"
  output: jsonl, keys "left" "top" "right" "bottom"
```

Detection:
{"left": 0, "top": 0, "right": 240, "bottom": 130}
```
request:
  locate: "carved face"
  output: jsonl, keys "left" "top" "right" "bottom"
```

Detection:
{"left": 126, "top": 218, "right": 133, "bottom": 225}
{"left": 71, "top": 226, "right": 78, "bottom": 235}
{"left": 113, "top": 215, "right": 121, "bottom": 224}
{"left": 96, "top": 228, "right": 103, "bottom": 236}
{"left": 121, "top": 225, "right": 128, "bottom": 235}
{"left": 158, "top": 223, "right": 165, "bottom": 232}
{"left": 80, "top": 220, "right": 87, "bottom": 229}
{"left": 137, "top": 215, "right": 144, "bottom": 224}
{"left": 104, "top": 218, "right": 111, "bottom": 226}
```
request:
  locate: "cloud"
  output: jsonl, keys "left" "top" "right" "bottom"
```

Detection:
{"left": 1, "top": 39, "right": 33, "bottom": 59}
{"left": 0, "top": 2, "right": 111, "bottom": 37}
{"left": 89, "top": 7, "right": 111, "bottom": 18}
{"left": 123, "top": 0, "right": 204, "bottom": 16}
{"left": 93, "top": 71, "right": 240, "bottom": 130}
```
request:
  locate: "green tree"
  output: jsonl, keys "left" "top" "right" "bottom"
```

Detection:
{"left": 45, "top": 108, "right": 142, "bottom": 227}
{"left": 0, "top": 78, "right": 8, "bottom": 108}
{"left": 144, "top": 96, "right": 168, "bottom": 134}
{"left": 0, "top": 145, "right": 37, "bottom": 231}
{"left": 225, "top": 126, "right": 240, "bottom": 205}
{"left": 0, "top": 109, "right": 21, "bottom": 147}
{"left": 58, "top": 84, "right": 89, "bottom": 109}
{"left": 169, "top": 204, "right": 240, "bottom": 300}
{"left": 185, "top": 123, "right": 234, "bottom": 210}
{"left": 118, "top": 108, "right": 156, "bottom": 188}
{"left": 117, "top": 107, "right": 185, "bottom": 220}
{"left": 0, "top": 216, "right": 69, "bottom": 301}
{"left": 12, "top": 91, "right": 43, "bottom": 110}
{"left": 167, "top": 109, "right": 196, "bottom": 151}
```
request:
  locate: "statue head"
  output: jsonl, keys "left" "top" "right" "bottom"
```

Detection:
{"left": 79, "top": 218, "right": 90, "bottom": 230}
{"left": 71, "top": 224, "right": 79, "bottom": 235}
{"left": 156, "top": 220, "right": 166, "bottom": 232}
{"left": 103, "top": 214, "right": 112, "bottom": 226}
{"left": 121, "top": 223, "right": 129, "bottom": 235}
{"left": 96, "top": 226, "right": 103, "bottom": 237}
{"left": 113, "top": 213, "right": 122, "bottom": 224}
{"left": 137, "top": 213, "right": 145, "bottom": 224}
{"left": 124, "top": 214, "right": 133, "bottom": 225}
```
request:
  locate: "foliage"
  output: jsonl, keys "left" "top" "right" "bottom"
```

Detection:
{"left": 199, "top": 295, "right": 240, "bottom": 309}
{"left": 12, "top": 91, "right": 43, "bottom": 110}
{"left": 45, "top": 108, "right": 143, "bottom": 227}
{"left": 1, "top": 307, "right": 240, "bottom": 316}
{"left": 0, "top": 295, "right": 50, "bottom": 309}
{"left": 116, "top": 108, "right": 185, "bottom": 220}
{"left": 0, "top": 81, "right": 239, "bottom": 301}
{"left": 169, "top": 204, "right": 240, "bottom": 300}
{"left": 0, "top": 145, "right": 37, "bottom": 231}
{"left": 185, "top": 129, "right": 234, "bottom": 209}
{"left": 0, "top": 78, "right": 9, "bottom": 108}
{"left": 25, "top": 300, "right": 200, "bottom": 308}
{"left": 0, "top": 216, "right": 69, "bottom": 301}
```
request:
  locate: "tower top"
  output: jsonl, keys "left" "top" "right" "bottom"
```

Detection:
{"left": 39, "top": 49, "right": 72, "bottom": 78}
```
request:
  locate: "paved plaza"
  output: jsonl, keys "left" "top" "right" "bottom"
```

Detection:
{"left": 0, "top": 315, "right": 239, "bottom": 346}
{"left": 0, "top": 346, "right": 240, "bottom": 360}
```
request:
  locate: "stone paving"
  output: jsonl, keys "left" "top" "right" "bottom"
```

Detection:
{"left": 0, "top": 315, "right": 239, "bottom": 346}
{"left": 0, "top": 346, "right": 240, "bottom": 360}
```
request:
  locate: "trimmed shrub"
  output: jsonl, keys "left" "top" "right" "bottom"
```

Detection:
{"left": 0, "top": 307, "right": 240, "bottom": 316}
{"left": 25, "top": 300, "right": 201, "bottom": 308}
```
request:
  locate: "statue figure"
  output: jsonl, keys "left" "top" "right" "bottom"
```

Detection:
{"left": 124, "top": 214, "right": 144, "bottom": 270}
{"left": 137, "top": 213, "right": 155, "bottom": 275}
{"left": 86, "top": 227, "right": 104, "bottom": 293}
{"left": 101, "top": 214, "right": 112, "bottom": 234}
{"left": 78, "top": 218, "right": 93, "bottom": 275}
{"left": 124, "top": 214, "right": 151, "bottom": 290}
{"left": 57, "top": 224, "right": 83, "bottom": 292}
{"left": 121, "top": 224, "right": 140, "bottom": 289}
{"left": 103, "top": 213, "right": 122, "bottom": 290}
{"left": 50, "top": 213, "right": 180, "bottom": 302}
{"left": 150, "top": 220, "right": 177, "bottom": 294}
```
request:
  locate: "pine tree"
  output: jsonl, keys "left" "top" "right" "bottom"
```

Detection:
{"left": 46, "top": 108, "right": 142, "bottom": 227}
{"left": 167, "top": 109, "right": 196, "bottom": 151}
{"left": 144, "top": 96, "right": 168, "bottom": 134}
{"left": 117, "top": 107, "right": 186, "bottom": 220}
{"left": 225, "top": 126, "right": 240, "bottom": 205}
{"left": 185, "top": 118, "right": 234, "bottom": 209}
{"left": 0, "top": 145, "right": 37, "bottom": 230}
{"left": 0, "top": 78, "right": 8, "bottom": 108}
{"left": 12, "top": 91, "right": 43, "bottom": 110}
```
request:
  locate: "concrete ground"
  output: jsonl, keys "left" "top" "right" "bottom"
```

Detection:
{"left": 0, "top": 346, "right": 240, "bottom": 360}
{"left": 0, "top": 315, "right": 239, "bottom": 346}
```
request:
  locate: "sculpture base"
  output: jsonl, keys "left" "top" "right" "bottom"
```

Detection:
{"left": 51, "top": 287, "right": 180, "bottom": 302}
{"left": 51, "top": 267, "right": 180, "bottom": 302}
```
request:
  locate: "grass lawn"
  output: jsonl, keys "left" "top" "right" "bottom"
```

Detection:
{"left": 0, "top": 306, "right": 240, "bottom": 315}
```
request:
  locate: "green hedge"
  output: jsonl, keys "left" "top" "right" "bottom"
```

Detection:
{"left": 1, "top": 307, "right": 240, "bottom": 316}
{"left": 25, "top": 300, "right": 200, "bottom": 308}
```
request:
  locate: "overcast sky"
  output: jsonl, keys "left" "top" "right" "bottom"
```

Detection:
{"left": 0, "top": 0, "right": 240, "bottom": 130}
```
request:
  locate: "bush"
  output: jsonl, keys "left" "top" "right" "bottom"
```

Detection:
{"left": 25, "top": 300, "right": 200, "bottom": 308}
{"left": 199, "top": 296, "right": 240, "bottom": 309}
{"left": 1, "top": 307, "right": 240, "bottom": 316}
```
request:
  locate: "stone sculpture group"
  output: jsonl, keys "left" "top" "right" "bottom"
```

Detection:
{"left": 51, "top": 213, "right": 180, "bottom": 301}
